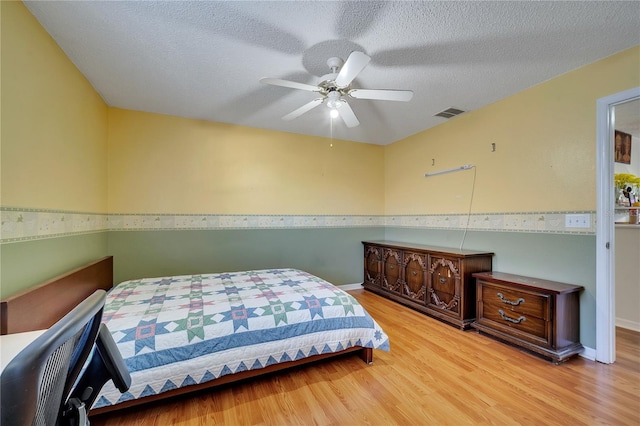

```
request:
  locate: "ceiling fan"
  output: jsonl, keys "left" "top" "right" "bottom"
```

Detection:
{"left": 260, "top": 51, "right": 413, "bottom": 128}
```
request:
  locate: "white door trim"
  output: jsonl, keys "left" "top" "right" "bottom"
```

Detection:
{"left": 595, "top": 86, "right": 640, "bottom": 364}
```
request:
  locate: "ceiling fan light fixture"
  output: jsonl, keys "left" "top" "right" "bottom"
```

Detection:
{"left": 329, "top": 108, "right": 340, "bottom": 118}
{"left": 326, "top": 91, "right": 342, "bottom": 110}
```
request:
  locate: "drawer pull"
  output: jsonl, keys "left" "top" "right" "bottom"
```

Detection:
{"left": 497, "top": 292, "right": 524, "bottom": 306}
{"left": 498, "top": 309, "right": 526, "bottom": 324}
{"left": 439, "top": 278, "right": 447, "bottom": 284}
{"left": 389, "top": 265, "right": 395, "bottom": 270}
{"left": 412, "top": 271, "right": 418, "bottom": 276}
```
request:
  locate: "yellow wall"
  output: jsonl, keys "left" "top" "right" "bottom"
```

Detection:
{"left": 1, "top": 1, "right": 108, "bottom": 212}
{"left": 1, "top": 1, "right": 108, "bottom": 298}
{"left": 107, "top": 108, "right": 384, "bottom": 215}
{"left": 385, "top": 46, "right": 640, "bottom": 215}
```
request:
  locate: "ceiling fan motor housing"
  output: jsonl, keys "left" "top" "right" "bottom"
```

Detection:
{"left": 319, "top": 56, "right": 349, "bottom": 96}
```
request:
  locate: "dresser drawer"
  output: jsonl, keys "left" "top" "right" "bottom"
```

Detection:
{"left": 427, "top": 256, "right": 461, "bottom": 316}
{"left": 363, "top": 244, "right": 382, "bottom": 288}
{"left": 382, "top": 248, "right": 403, "bottom": 293}
{"left": 429, "top": 256, "right": 460, "bottom": 293}
{"left": 402, "top": 252, "right": 427, "bottom": 302}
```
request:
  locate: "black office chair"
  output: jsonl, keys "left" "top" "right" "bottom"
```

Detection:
{"left": 1, "top": 290, "right": 131, "bottom": 426}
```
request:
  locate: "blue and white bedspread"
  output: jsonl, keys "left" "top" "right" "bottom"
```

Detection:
{"left": 94, "top": 268, "right": 389, "bottom": 409}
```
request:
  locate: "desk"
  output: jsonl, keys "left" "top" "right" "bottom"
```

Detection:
{"left": 0, "top": 330, "right": 46, "bottom": 373}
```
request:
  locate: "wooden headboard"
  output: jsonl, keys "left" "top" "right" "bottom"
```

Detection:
{"left": 0, "top": 256, "right": 113, "bottom": 335}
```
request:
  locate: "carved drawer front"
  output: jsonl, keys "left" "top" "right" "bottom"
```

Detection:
{"left": 364, "top": 245, "right": 382, "bottom": 288}
{"left": 382, "top": 248, "right": 403, "bottom": 293}
{"left": 427, "top": 256, "right": 461, "bottom": 315}
{"left": 402, "top": 252, "right": 427, "bottom": 303}
{"left": 480, "top": 282, "right": 551, "bottom": 345}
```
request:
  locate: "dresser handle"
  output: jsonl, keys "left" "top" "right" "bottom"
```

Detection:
{"left": 498, "top": 309, "right": 526, "bottom": 324}
{"left": 412, "top": 271, "right": 418, "bottom": 276}
{"left": 497, "top": 292, "right": 524, "bottom": 306}
{"left": 389, "top": 265, "right": 394, "bottom": 270}
{"left": 439, "top": 278, "right": 446, "bottom": 284}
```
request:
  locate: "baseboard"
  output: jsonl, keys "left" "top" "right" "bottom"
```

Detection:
{"left": 579, "top": 345, "right": 596, "bottom": 361}
{"left": 616, "top": 318, "right": 640, "bottom": 332}
{"left": 339, "top": 283, "right": 364, "bottom": 291}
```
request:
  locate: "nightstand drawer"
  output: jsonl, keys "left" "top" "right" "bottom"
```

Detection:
{"left": 480, "top": 300, "right": 548, "bottom": 341}
{"left": 480, "top": 281, "right": 550, "bottom": 321}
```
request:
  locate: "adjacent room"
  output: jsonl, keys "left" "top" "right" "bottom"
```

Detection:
{"left": 1, "top": 1, "right": 639, "bottom": 424}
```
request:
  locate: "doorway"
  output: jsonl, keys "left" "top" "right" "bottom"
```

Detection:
{"left": 596, "top": 86, "right": 640, "bottom": 364}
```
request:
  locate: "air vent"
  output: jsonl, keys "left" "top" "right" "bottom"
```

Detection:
{"left": 434, "top": 107, "right": 465, "bottom": 119}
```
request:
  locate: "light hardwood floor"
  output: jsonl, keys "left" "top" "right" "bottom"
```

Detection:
{"left": 91, "top": 289, "right": 640, "bottom": 426}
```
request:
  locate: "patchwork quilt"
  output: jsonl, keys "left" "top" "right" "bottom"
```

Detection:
{"left": 94, "top": 268, "right": 389, "bottom": 409}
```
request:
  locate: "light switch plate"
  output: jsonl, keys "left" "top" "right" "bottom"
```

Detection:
{"left": 565, "top": 214, "right": 591, "bottom": 228}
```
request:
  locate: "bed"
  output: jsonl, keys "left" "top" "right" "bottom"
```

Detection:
{"left": 0, "top": 256, "right": 389, "bottom": 415}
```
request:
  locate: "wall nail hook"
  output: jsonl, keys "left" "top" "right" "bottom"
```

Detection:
{"left": 491, "top": 143, "right": 496, "bottom": 152}
{"left": 432, "top": 158, "right": 435, "bottom": 166}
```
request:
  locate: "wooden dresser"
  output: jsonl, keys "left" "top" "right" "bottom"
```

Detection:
{"left": 362, "top": 241, "right": 493, "bottom": 329}
{"left": 472, "top": 272, "right": 583, "bottom": 363}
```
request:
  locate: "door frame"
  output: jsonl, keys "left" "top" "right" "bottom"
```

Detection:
{"left": 595, "top": 86, "right": 640, "bottom": 364}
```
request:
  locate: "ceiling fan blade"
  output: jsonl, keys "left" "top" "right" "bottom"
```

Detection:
{"left": 335, "top": 51, "right": 371, "bottom": 87}
{"left": 349, "top": 89, "right": 414, "bottom": 102}
{"left": 260, "top": 78, "right": 320, "bottom": 92}
{"left": 282, "top": 98, "right": 324, "bottom": 121}
{"left": 337, "top": 102, "right": 360, "bottom": 128}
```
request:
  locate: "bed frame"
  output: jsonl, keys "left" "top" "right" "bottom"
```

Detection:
{"left": 0, "top": 257, "right": 114, "bottom": 335}
{"left": 0, "top": 256, "right": 373, "bottom": 415}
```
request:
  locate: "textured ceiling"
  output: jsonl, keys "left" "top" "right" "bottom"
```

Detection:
{"left": 24, "top": 1, "right": 640, "bottom": 145}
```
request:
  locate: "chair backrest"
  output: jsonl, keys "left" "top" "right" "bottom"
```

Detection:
{"left": 1, "top": 290, "right": 106, "bottom": 426}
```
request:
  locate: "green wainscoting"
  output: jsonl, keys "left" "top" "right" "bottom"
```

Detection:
{"left": 107, "top": 227, "right": 386, "bottom": 287}
{"left": 0, "top": 232, "right": 109, "bottom": 299}
{"left": 1, "top": 226, "right": 596, "bottom": 349}
{"left": 384, "top": 227, "right": 596, "bottom": 348}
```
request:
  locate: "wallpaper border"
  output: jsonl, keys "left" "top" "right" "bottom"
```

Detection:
{"left": 1, "top": 208, "right": 597, "bottom": 243}
{"left": 0, "top": 208, "right": 109, "bottom": 244}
